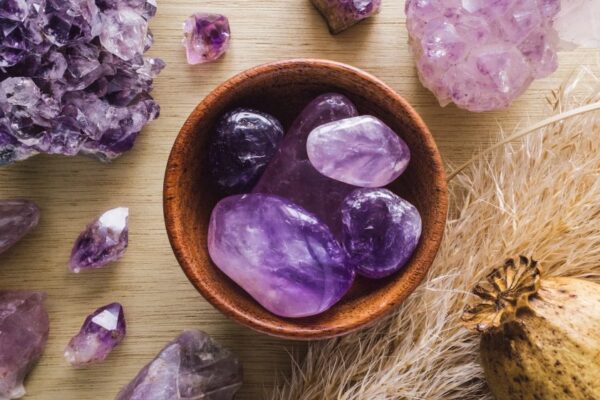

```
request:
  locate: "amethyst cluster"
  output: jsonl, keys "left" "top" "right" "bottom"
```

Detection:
{"left": 0, "top": 0, "right": 164, "bottom": 165}
{"left": 208, "top": 94, "right": 422, "bottom": 318}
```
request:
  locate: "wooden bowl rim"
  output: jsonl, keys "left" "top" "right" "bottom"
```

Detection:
{"left": 163, "top": 58, "right": 448, "bottom": 340}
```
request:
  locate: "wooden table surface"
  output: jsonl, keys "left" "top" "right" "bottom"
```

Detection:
{"left": 0, "top": 1, "right": 595, "bottom": 399}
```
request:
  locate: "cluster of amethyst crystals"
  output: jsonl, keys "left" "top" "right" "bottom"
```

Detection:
{"left": 405, "top": 0, "right": 562, "bottom": 111}
{"left": 0, "top": 0, "right": 164, "bottom": 165}
{"left": 208, "top": 93, "right": 422, "bottom": 318}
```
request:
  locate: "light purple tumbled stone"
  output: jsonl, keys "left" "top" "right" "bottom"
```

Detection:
{"left": 253, "top": 93, "right": 358, "bottom": 235}
{"left": 307, "top": 115, "right": 410, "bottom": 188}
{"left": 69, "top": 207, "right": 129, "bottom": 273}
{"left": 341, "top": 188, "right": 421, "bottom": 279}
{"left": 311, "top": 0, "right": 382, "bottom": 34}
{"left": 182, "top": 13, "right": 231, "bottom": 64}
{"left": 64, "top": 303, "right": 126, "bottom": 367}
{"left": 0, "top": 291, "right": 49, "bottom": 399}
{"left": 115, "top": 330, "right": 242, "bottom": 400}
{"left": 0, "top": 199, "right": 40, "bottom": 255}
{"left": 208, "top": 194, "right": 354, "bottom": 318}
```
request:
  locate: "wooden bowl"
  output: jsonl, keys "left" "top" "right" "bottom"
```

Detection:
{"left": 164, "top": 59, "right": 448, "bottom": 340}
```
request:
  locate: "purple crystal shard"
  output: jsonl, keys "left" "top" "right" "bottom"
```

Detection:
{"left": 69, "top": 207, "right": 129, "bottom": 273}
{"left": 115, "top": 330, "right": 243, "bottom": 400}
{"left": 311, "top": 0, "right": 381, "bottom": 34}
{"left": 253, "top": 93, "right": 358, "bottom": 233}
{"left": 0, "top": 291, "right": 49, "bottom": 399}
{"left": 0, "top": 0, "right": 164, "bottom": 164}
{"left": 208, "top": 194, "right": 354, "bottom": 318}
{"left": 0, "top": 199, "right": 40, "bottom": 255}
{"left": 307, "top": 115, "right": 410, "bottom": 188}
{"left": 406, "top": 0, "right": 561, "bottom": 111}
{"left": 183, "top": 13, "right": 231, "bottom": 64}
{"left": 209, "top": 108, "right": 284, "bottom": 194}
{"left": 342, "top": 188, "right": 421, "bottom": 279}
{"left": 64, "top": 303, "right": 126, "bottom": 367}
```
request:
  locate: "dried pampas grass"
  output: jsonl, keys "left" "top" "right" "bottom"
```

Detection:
{"left": 272, "top": 67, "right": 600, "bottom": 400}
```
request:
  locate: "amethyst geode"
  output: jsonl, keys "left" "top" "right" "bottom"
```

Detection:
{"left": 64, "top": 303, "right": 126, "bottom": 367}
{"left": 115, "top": 330, "right": 242, "bottom": 400}
{"left": 0, "top": 291, "right": 49, "bottom": 399}
{"left": 208, "top": 194, "right": 355, "bottom": 318}
{"left": 311, "top": 0, "right": 382, "bottom": 34}
{"left": 0, "top": 199, "right": 40, "bottom": 255}
{"left": 0, "top": 0, "right": 164, "bottom": 164}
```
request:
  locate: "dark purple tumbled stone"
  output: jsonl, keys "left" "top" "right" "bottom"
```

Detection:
{"left": 208, "top": 108, "right": 284, "bottom": 194}
{"left": 64, "top": 303, "right": 126, "bottom": 367}
{"left": 253, "top": 93, "right": 358, "bottom": 235}
{"left": 208, "top": 193, "right": 354, "bottom": 317}
{"left": 0, "top": 199, "right": 40, "bottom": 255}
{"left": 341, "top": 188, "right": 422, "bottom": 279}
{"left": 115, "top": 330, "right": 243, "bottom": 400}
{"left": 0, "top": 291, "right": 49, "bottom": 399}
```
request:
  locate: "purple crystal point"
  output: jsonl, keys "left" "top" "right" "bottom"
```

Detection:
{"left": 182, "top": 13, "right": 231, "bottom": 64}
{"left": 208, "top": 194, "right": 354, "bottom": 317}
{"left": 253, "top": 93, "right": 358, "bottom": 233}
{"left": 406, "top": 0, "right": 561, "bottom": 111}
{"left": 341, "top": 188, "right": 422, "bottom": 279}
{"left": 69, "top": 207, "right": 129, "bottom": 273}
{"left": 0, "top": 291, "right": 49, "bottom": 399}
{"left": 307, "top": 115, "right": 410, "bottom": 188}
{"left": 0, "top": 199, "right": 40, "bottom": 255}
{"left": 64, "top": 303, "right": 126, "bottom": 367}
{"left": 209, "top": 108, "right": 284, "bottom": 194}
{"left": 115, "top": 330, "right": 243, "bottom": 400}
{"left": 311, "top": 0, "right": 381, "bottom": 34}
{"left": 0, "top": 0, "right": 163, "bottom": 164}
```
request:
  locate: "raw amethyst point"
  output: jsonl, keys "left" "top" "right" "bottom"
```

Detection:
{"left": 183, "top": 13, "right": 231, "bottom": 64}
{"left": 341, "top": 188, "right": 422, "bottom": 279}
{"left": 311, "top": 0, "right": 381, "bottom": 34}
{"left": 209, "top": 108, "right": 284, "bottom": 194}
{"left": 0, "top": 199, "right": 40, "bottom": 255}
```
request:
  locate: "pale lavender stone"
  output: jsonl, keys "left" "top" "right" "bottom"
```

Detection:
{"left": 182, "top": 13, "right": 230, "bottom": 64}
{"left": 341, "top": 188, "right": 421, "bottom": 279}
{"left": 311, "top": 0, "right": 381, "bottom": 34}
{"left": 253, "top": 93, "right": 358, "bottom": 234}
{"left": 64, "top": 303, "right": 126, "bottom": 367}
{"left": 69, "top": 207, "right": 129, "bottom": 273}
{"left": 0, "top": 199, "right": 39, "bottom": 255}
{"left": 0, "top": 291, "right": 49, "bottom": 399}
{"left": 307, "top": 115, "right": 410, "bottom": 188}
{"left": 115, "top": 330, "right": 242, "bottom": 400}
{"left": 208, "top": 194, "right": 354, "bottom": 318}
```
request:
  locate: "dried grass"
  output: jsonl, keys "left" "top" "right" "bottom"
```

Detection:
{"left": 272, "top": 66, "right": 600, "bottom": 400}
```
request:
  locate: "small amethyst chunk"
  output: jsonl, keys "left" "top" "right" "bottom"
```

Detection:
{"left": 183, "top": 13, "right": 231, "bottom": 64}
{"left": 115, "top": 330, "right": 243, "bottom": 400}
{"left": 341, "top": 188, "right": 421, "bottom": 279}
{"left": 306, "top": 115, "right": 410, "bottom": 188}
{"left": 0, "top": 291, "right": 49, "bottom": 399}
{"left": 69, "top": 207, "right": 129, "bottom": 273}
{"left": 0, "top": 199, "right": 40, "bottom": 255}
{"left": 311, "top": 0, "right": 381, "bottom": 34}
{"left": 208, "top": 194, "right": 354, "bottom": 318}
{"left": 64, "top": 303, "right": 126, "bottom": 367}
{"left": 209, "top": 108, "right": 284, "bottom": 194}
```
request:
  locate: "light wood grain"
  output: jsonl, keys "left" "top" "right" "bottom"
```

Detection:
{"left": 0, "top": 1, "right": 596, "bottom": 399}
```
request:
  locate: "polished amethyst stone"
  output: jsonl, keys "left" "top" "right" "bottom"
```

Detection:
{"left": 406, "top": 0, "right": 561, "bottom": 111}
{"left": 253, "top": 93, "right": 358, "bottom": 234}
{"left": 311, "top": 0, "right": 382, "bottom": 34}
{"left": 65, "top": 303, "right": 126, "bottom": 367}
{"left": 208, "top": 194, "right": 354, "bottom": 317}
{"left": 0, "top": 291, "right": 49, "bottom": 399}
{"left": 307, "top": 115, "right": 410, "bottom": 188}
{"left": 209, "top": 108, "right": 284, "bottom": 194}
{"left": 115, "top": 330, "right": 242, "bottom": 400}
{"left": 0, "top": 199, "right": 40, "bottom": 255}
{"left": 69, "top": 207, "right": 129, "bottom": 273}
{"left": 341, "top": 188, "right": 421, "bottom": 279}
{"left": 0, "top": 0, "right": 163, "bottom": 164}
{"left": 183, "top": 13, "right": 231, "bottom": 64}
